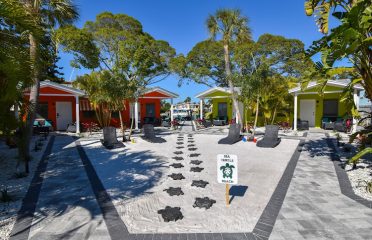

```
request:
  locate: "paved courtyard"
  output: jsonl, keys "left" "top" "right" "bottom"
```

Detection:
{"left": 7, "top": 132, "right": 372, "bottom": 240}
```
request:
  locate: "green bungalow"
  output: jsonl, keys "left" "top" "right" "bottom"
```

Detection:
{"left": 195, "top": 87, "right": 244, "bottom": 124}
{"left": 289, "top": 79, "right": 363, "bottom": 132}
{"left": 196, "top": 80, "right": 364, "bottom": 132}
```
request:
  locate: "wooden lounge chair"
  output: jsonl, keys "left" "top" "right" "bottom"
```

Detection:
{"left": 218, "top": 123, "right": 242, "bottom": 145}
{"left": 256, "top": 125, "right": 281, "bottom": 148}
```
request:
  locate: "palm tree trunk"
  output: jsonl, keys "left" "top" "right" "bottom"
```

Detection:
{"left": 128, "top": 115, "right": 135, "bottom": 140}
{"left": 271, "top": 104, "right": 278, "bottom": 125}
{"left": 118, "top": 111, "right": 126, "bottom": 142}
{"left": 18, "top": 33, "right": 40, "bottom": 174}
{"left": 223, "top": 44, "right": 243, "bottom": 127}
{"left": 252, "top": 96, "right": 259, "bottom": 137}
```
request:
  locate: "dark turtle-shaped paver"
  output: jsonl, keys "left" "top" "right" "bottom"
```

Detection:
{"left": 168, "top": 173, "right": 185, "bottom": 180}
{"left": 170, "top": 163, "right": 184, "bottom": 168}
{"left": 188, "top": 148, "right": 197, "bottom": 151}
{"left": 189, "top": 153, "right": 201, "bottom": 157}
{"left": 190, "top": 160, "right": 203, "bottom": 165}
{"left": 188, "top": 141, "right": 195, "bottom": 143}
{"left": 164, "top": 187, "right": 184, "bottom": 196}
{"left": 158, "top": 206, "right": 183, "bottom": 222}
{"left": 174, "top": 151, "right": 183, "bottom": 155}
{"left": 176, "top": 142, "right": 184, "bottom": 145}
{"left": 193, "top": 197, "right": 216, "bottom": 209}
{"left": 187, "top": 144, "right": 195, "bottom": 147}
{"left": 187, "top": 134, "right": 193, "bottom": 137}
{"left": 191, "top": 180, "right": 209, "bottom": 188}
{"left": 172, "top": 156, "right": 184, "bottom": 161}
{"left": 176, "top": 146, "right": 184, "bottom": 149}
{"left": 190, "top": 167, "right": 204, "bottom": 172}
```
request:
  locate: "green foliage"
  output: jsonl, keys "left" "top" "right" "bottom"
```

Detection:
{"left": 172, "top": 40, "right": 225, "bottom": 86}
{"left": 56, "top": 26, "right": 100, "bottom": 69}
{"left": 236, "top": 34, "right": 310, "bottom": 125}
{"left": 305, "top": 0, "right": 372, "bottom": 100}
{"left": 358, "top": 180, "right": 372, "bottom": 194}
{"left": 161, "top": 100, "right": 171, "bottom": 113}
{"left": 349, "top": 147, "right": 372, "bottom": 166}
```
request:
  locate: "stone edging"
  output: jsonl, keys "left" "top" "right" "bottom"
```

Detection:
{"left": 9, "top": 136, "right": 55, "bottom": 240}
{"left": 325, "top": 134, "right": 372, "bottom": 209}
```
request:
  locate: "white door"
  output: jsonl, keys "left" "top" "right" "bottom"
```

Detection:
{"left": 56, "top": 102, "right": 72, "bottom": 131}
{"left": 300, "top": 99, "right": 316, "bottom": 127}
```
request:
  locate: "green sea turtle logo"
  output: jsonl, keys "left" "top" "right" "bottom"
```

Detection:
{"left": 220, "top": 163, "right": 235, "bottom": 179}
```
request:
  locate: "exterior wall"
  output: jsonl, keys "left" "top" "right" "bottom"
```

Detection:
{"left": 26, "top": 95, "right": 77, "bottom": 130}
{"left": 211, "top": 98, "right": 233, "bottom": 120}
{"left": 297, "top": 92, "right": 348, "bottom": 128}
{"left": 139, "top": 98, "right": 161, "bottom": 122}
{"left": 79, "top": 98, "right": 161, "bottom": 128}
{"left": 244, "top": 108, "right": 289, "bottom": 127}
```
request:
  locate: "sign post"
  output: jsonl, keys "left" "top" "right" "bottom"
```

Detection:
{"left": 217, "top": 154, "right": 238, "bottom": 207}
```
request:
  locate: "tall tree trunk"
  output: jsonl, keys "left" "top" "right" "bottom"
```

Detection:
{"left": 128, "top": 115, "right": 135, "bottom": 140}
{"left": 18, "top": 33, "right": 40, "bottom": 174}
{"left": 252, "top": 96, "right": 259, "bottom": 137}
{"left": 223, "top": 44, "right": 243, "bottom": 127}
{"left": 118, "top": 111, "right": 126, "bottom": 142}
{"left": 271, "top": 104, "right": 278, "bottom": 125}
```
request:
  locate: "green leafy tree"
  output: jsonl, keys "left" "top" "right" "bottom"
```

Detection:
{"left": 206, "top": 9, "right": 252, "bottom": 126}
{"left": 235, "top": 34, "right": 311, "bottom": 132}
{"left": 305, "top": 0, "right": 372, "bottom": 167}
{"left": 171, "top": 40, "right": 225, "bottom": 87}
{"left": 19, "top": 0, "right": 78, "bottom": 173}
{"left": 58, "top": 12, "right": 175, "bottom": 139}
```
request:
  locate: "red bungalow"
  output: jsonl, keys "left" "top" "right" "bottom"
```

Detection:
{"left": 24, "top": 80, "right": 179, "bottom": 133}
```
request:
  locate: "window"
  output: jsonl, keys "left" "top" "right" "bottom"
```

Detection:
{"left": 36, "top": 102, "right": 48, "bottom": 119}
{"left": 83, "top": 111, "right": 96, "bottom": 119}
{"left": 112, "top": 111, "right": 120, "bottom": 119}
{"left": 323, "top": 99, "right": 338, "bottom": 117}
{"left": 146, "top": 103, "right": 155, "bottom": 117}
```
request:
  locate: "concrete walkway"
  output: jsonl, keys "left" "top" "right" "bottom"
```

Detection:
{"left": 27, "top": 136, "right": 110, "bottom": 240}
{"left": 270, "top": 133, "right": 372, "bottom": 240}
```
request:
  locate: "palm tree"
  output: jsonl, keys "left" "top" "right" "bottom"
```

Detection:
{"left": 206, "top": 9, "right": 251, "bottom": 126}
{"left": 21, "top": 0, "right": 78, "bottom": 173}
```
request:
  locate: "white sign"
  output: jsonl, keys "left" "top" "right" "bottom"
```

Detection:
{"left": 217, "top": 154, "right": 238, "bottom": 184}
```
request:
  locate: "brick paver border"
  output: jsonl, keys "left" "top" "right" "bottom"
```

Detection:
{"left": 9, "top": 136, "right": 55, "bottom": 240}
{"left": 325, "top": 134, "right": 372, "bottom": 209}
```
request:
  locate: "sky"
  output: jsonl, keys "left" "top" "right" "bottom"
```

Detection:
{"left": 58, "top": 0, "right": 364, "bottom": 104}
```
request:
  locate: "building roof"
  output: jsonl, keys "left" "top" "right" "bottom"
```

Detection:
{"left": 37, "top": 80, "right": 86, "bottom": 96}
{"left": 143, "top": 87, "right": 179, "bottom": 98}
{"left": 26, "top": 80, "right": 178, "bottom": 99}
{"left": 289, "top": 79, "right": 364, "bottom": 94}
{"left": 195, "top": 86, "right": 241, "bottom": 99}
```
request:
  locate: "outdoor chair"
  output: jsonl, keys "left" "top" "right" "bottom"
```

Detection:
{"left": 256, "top": 125, "right": 281, "bottom": 148}
{"left": 33, "top": 119, "right": 51, "bottom": 136}
{"left": 100, "top": 126, "right": 124, "bottom": 149}
{"left": 213, "top": 116, "right": 228, "bottom": 126}
{"left": 334, "top": 118, "right": 349, "bottom": 132}
{"left": 201, "top": 119, "right": 212, "bottom": 128}
{"left": 297, "top": 119, "right": 309, "bottom": 130}
{"left": 218, "top": 123, "right": 242, "bottom": 145}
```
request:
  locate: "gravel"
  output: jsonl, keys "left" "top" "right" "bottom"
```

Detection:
{"left": 0, "top": 136, "right": 51, "bottom": 240}
{"left": 330, "top": 133, "right": 372, "bottom": 201}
